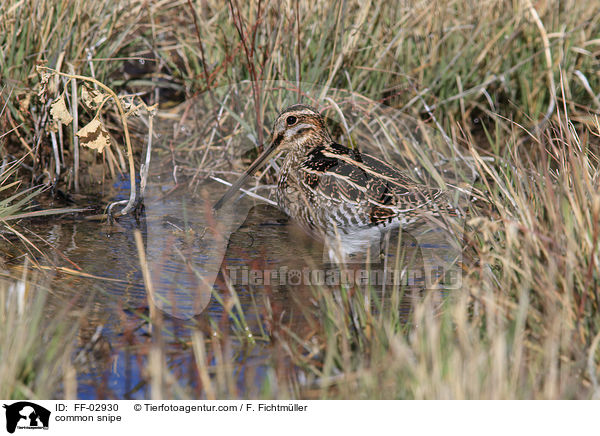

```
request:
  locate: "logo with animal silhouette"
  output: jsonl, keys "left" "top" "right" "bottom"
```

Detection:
{"left": 2, "top": 402, "right": 50, "bottom": 433}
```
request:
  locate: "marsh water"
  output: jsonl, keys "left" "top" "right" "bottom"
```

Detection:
{"left": 4, "top": 173, "right": 462, "bottom": 399}
{"left": 2, "top": 84, "right": 471, "bottom": 398}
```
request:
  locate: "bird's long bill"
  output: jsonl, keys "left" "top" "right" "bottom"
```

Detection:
{"left": 212, "top": 138, "right": 280, "bottom": 211}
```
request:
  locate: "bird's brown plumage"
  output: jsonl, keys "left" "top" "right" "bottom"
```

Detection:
{"left": 215, "top": 104, "right": 457, "bottom": 238}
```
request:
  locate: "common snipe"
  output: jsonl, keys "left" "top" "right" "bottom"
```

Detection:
{"left": 214, "top": 104, "right": 459, "bottom": 253}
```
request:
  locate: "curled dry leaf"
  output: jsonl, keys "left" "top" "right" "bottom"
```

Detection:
{"left": 123, "top": 99, "right": 158, "bottom": 117}
{"left": 121, "top": 98, "right": 141, "bottom": 116}
{"left": 36, "top": 66, "right": 50, "bottom": 86}
{"left": 36, "top": 66, "right": 51, "bottom": 103}
{"left": 81, "top": 86, "right": 107, "bottom": 109}
{"left": 76, "top": 118, "right": 111, "bottom": 154}
{"left": 50, "top": 95, "right": 73, "bottom": 126}
{"left": 18, "top": 92, "right": 32, "bottom": 114}
{"left": 147, "top": 103, "right": 158, "bottom": 117}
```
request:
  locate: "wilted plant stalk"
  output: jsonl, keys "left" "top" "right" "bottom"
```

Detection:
{"left": 38, "top": 66, "right": 156, "bottom": 218}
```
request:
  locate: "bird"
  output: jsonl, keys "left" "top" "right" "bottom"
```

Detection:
{"left": 213, "top": 104, "right": 460, "bottom": 259}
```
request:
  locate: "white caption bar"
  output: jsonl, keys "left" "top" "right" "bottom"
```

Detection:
{"left": 0, "top": 400, "right": 597, "bottom": 435}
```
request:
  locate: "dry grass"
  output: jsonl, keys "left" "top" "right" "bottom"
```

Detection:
{"left": 1, "top": 0, "right": 600, "bottom": 399}
{"left": 0, "top": 267, "right": 82, "bottom": 399}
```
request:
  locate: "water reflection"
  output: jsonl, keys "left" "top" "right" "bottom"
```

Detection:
{"left": 1, "top": 81, "right": 474, "bottom": 398}
{"left": 2, "top": 176, "right": 462, "bottom": 398}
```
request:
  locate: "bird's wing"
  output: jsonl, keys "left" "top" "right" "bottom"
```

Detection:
{"left": 299, "top": 144, "right": 444, "bottom": 225}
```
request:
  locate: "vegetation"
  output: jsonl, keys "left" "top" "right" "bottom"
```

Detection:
{"left": 1, "top": 0, "right": 599, "bottom": 399}
{"left": 0, "top": 269, "right": 81, "bottom": 399}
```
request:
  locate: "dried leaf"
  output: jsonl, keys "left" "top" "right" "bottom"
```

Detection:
{"left": 76, "top": 118, "right": 110, "bottom": 154}
{"left": 147, "top": 103, "right": 158, "bottom": 117}
{"left": 50, "top": 95, "right": 73, "bottom": 125}
{"left": 81, "top": 86, "right": 107, "bottom": 109}
{"left": 122, "top": 98, "right": 141, "bottom": 116}
{"left": 36, "top": 66, "right": 51, "bottom": 103}
{"left": 18, "top": 92, "right": 32, "bottom": 113}
{"left": 36, "top": 66, "right": 50, "bottom": 86}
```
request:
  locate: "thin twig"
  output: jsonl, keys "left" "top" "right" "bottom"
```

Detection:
{"left": 50, "top": 131, "right": 61, "bottom": 182}
{"left": 228, "top": 0, "right": 264, "bottom": 147}
{"left": 139, "top": 114, "right": 154, "bottom": 201}
{"left": 68, "top": 64, "right": 80, "bottom": 193}
{"left": 210, "top": 175, "right": 277, "bottom": 206}
{"left": 524, "top": 0, "right": 556, "bottom": 128}
{"left": 187, "top": 0, "right": 212, "bottom": 94}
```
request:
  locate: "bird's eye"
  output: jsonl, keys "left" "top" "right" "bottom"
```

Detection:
{"left": 286, "top": 115, "right": 297, "bottom": 126}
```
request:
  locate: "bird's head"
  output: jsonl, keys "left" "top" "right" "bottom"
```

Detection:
{"left": 269, "top": 104, "right": 331, "bottom": 151}
{"left": 213, "top": 104, "right": 330, "bottom": 211}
